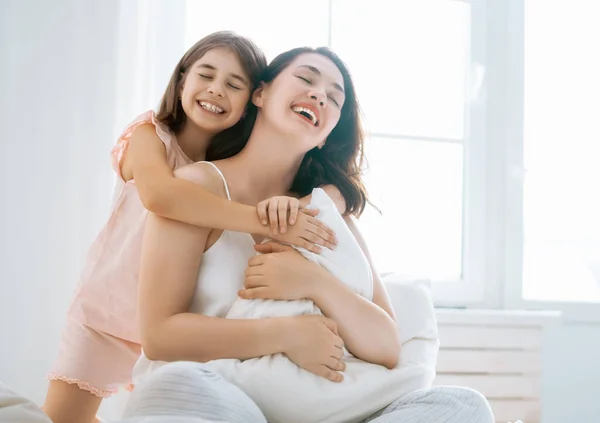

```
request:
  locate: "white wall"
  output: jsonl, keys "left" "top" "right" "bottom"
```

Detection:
{"left": 542, "top": 322, "right": 600, "bottom": 423}
{"left": 0, "top": 0, "right": 124, "bottom": 417}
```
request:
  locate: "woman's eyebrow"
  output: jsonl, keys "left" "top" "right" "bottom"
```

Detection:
{"left": 297, "top": 64, "right": 345, "bottom": 93}
{"left": 195, "top": 63, "right": 249, "bottom": 86}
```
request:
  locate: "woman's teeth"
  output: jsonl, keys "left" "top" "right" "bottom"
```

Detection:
{"left": 199, "top": 101, "right": 224, "bottom": 114}
{"left": 292, "top": 106, "right": 318, "bottom": 126}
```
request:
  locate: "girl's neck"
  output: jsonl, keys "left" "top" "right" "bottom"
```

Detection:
{"left": 219, "top": 116, "right": 306, "bottom": 205}
{"left": 176, "top": 119, "right": 214, "bottom": 162}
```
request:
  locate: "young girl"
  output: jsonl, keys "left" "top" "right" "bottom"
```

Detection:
{"left": 42, "top": 32, "right": 336, "bottom": 423}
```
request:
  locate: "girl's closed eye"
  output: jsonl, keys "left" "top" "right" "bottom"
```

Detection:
{"left": 199, "top": 74, "right": 213, "bottom": 80}
{"left": 228, "top": 82, "right": 242, "bottom": 90}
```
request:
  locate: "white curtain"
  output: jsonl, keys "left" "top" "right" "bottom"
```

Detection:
{"left": 0, "top": 0, "right": 187, "bottom": 419}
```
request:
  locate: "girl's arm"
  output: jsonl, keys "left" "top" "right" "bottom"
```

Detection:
{"left": 120, "top": 124, "right": 335, "bottom": 252}
{"left": 139, "top": 163, "right": 345, "bottom": 381}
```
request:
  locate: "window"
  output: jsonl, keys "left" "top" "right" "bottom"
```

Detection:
{"left": 520, "top": 0, "right": 600, "bottom": 304}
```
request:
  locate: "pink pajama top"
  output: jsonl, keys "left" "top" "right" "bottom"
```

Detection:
{"left": 67, "top": 111, "right": 194, "bottom": 343}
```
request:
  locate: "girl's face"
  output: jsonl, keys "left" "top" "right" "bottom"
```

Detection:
{"left": 180, "top": 47, "right": 251, "bottom": 134}
{"left": 254, "top": 53, "right": 346, "bottom": 152}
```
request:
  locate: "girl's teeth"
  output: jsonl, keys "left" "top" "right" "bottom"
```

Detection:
{"left": 200, "top": 101, "right": 224, "bottom": 114}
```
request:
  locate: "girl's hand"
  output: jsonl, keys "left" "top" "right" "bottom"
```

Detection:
{"left": 281, "top": 315, "right": 346, "bottom": 382}
{"left": 239, "top": 243, "right": 325, "bottom": 301}
{"left": 257, "top": 196, "right": 337, "bottom": 253}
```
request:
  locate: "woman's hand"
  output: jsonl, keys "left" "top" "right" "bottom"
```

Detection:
{"left": 257, "top": 196, "right": 337, "bottom": 253}
{"left": 239, "top": 243, "right": 324, "bottom": 301}
{"left": 281, "top": 315, "right": 346, "bottom": 382}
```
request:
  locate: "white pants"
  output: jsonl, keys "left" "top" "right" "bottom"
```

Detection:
{"left": 115, "top": 362, "right": 494, "bottom": 423}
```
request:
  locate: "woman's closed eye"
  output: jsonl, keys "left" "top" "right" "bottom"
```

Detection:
{"left": 296, "top": 75, "right": 312, "bottom": 84}
{"left": 297, "top": 75, "right": 342, "bottom": 107}
{"left": 199, "top": 73, "right": 213, "bottom": 80}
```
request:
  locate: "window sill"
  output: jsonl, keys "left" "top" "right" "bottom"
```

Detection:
{"left": 435, "top": 308, "right": 562, "bottom": 327}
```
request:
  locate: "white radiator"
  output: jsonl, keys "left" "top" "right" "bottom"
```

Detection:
{"left": 433, "top": 309, "right": 561, "bottom": 423}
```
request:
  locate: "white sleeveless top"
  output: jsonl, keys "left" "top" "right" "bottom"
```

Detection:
{"left": 132, "top": 162, "right": 257, "bottom": 383}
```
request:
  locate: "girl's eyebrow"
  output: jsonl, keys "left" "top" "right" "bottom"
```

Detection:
{"left": 297, "top": 64, "right": 345, "bottom": 93}
{"left": 195, "top": 63, "right": 249, "bottom": 86}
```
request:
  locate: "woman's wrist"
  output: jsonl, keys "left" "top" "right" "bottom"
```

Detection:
{"left": 307, "top": 266, "right": 340, "bottom": 305}
{"left": 259, "top": 316, "right": 293, "bottom": 355}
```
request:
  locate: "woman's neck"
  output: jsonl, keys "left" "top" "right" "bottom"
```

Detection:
{"left": 176, "top": 120, "right": 214, "bottom": 162}
{"left": 220, "top": 117, "right": 306, "bottom": 205}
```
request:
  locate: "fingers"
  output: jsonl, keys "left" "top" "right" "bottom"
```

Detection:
{"left": 254, "top": 242, "right": 293, "bottom": 254}
{"left": 306, "top": 217, "right": 337, "bottom": 246}
{"left": 237, "top": 287, "right": 269, "bottom": 300}
{"left": 243, "top": 275, "right": 263, "bottom": 289}
{"left": 257, "top": 200, "right": 269, "bottom": 226}
{"left": 316, "top": 365, "right": 344, "bottom": 383}
{"left": 331, "top": 342, "right": 344, "bottom": 358}
{"left": 247, "top": 254, "right": 266, "bottom": 267}
{"left": 299, "top": 239, "right": 322, "bottom": 255}
{"left": 326, "top": 357, "right": 346, "bottom": 372}
{"left": 268, "top": 199, "right": 279, "bottom": 235}
{"left": 300, "top": 207, "right": 320, "bottom": 217}
{"left": 301, "top": 231, "right": 336, "bottom": 251}
{"left": 278, "top": 200, "right": 288, "bottom": 234}
{"left": 288, "top": 199, "right": 300, "bottom": 226}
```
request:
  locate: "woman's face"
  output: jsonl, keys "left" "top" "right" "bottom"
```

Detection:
{"left": 254, "top": 53, "right": 346, "bottom": 152}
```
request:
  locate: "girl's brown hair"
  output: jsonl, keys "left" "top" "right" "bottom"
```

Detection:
{"left": 156, "top": 31, "right": 267, "bottom": 161}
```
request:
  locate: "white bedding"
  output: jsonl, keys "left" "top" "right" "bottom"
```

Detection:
{"left": 204, "top": 188, "right": 439, "bottom": 423}
{"left": 0, "top": 382, "right": 52, "bottom": 423}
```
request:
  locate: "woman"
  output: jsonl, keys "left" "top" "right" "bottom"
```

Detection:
{"left": 126, "top": 47, "right": 495, "bottom": 423}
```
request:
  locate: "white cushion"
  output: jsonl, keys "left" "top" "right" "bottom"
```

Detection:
{"left": 0, "top": 382, "right": 52, "bottom": 423}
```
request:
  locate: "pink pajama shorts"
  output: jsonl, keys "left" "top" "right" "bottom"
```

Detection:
{"left": 48, "top": 315, "right": 141, "bottom": 398}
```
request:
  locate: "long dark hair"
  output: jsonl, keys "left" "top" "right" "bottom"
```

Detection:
{"left": 262, "top": 47, "right": 368, "bottom": 217}
{"left": 155, "top": 31, "right": 266, "bottom": 161}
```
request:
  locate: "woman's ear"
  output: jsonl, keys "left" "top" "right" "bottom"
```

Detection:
{"left": 252, "top": 82, "right": 266, "bottom": 108}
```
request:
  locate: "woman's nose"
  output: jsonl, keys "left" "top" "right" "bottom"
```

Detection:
{"left": 309, "top": 91, "right": 326, "bottom": 108}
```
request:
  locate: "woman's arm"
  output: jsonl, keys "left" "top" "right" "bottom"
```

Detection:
{"left": 311, "top": 215, "right": 400, "bottom": 368}
{"left": 245, "top": 216, "right": 400, "bottom": 369}
{"left": 121, "top": 125, "right": 334, "bottom": 252}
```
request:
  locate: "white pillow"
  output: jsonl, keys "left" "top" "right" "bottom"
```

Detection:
{"left": 205, "top": 188, "right": 437, "bottom": 423}
{"left": 0, "top": 382, "right": 52, "bottom": 423}
{"left": 382, "top": 275, "right": 440, "bottom": 368}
